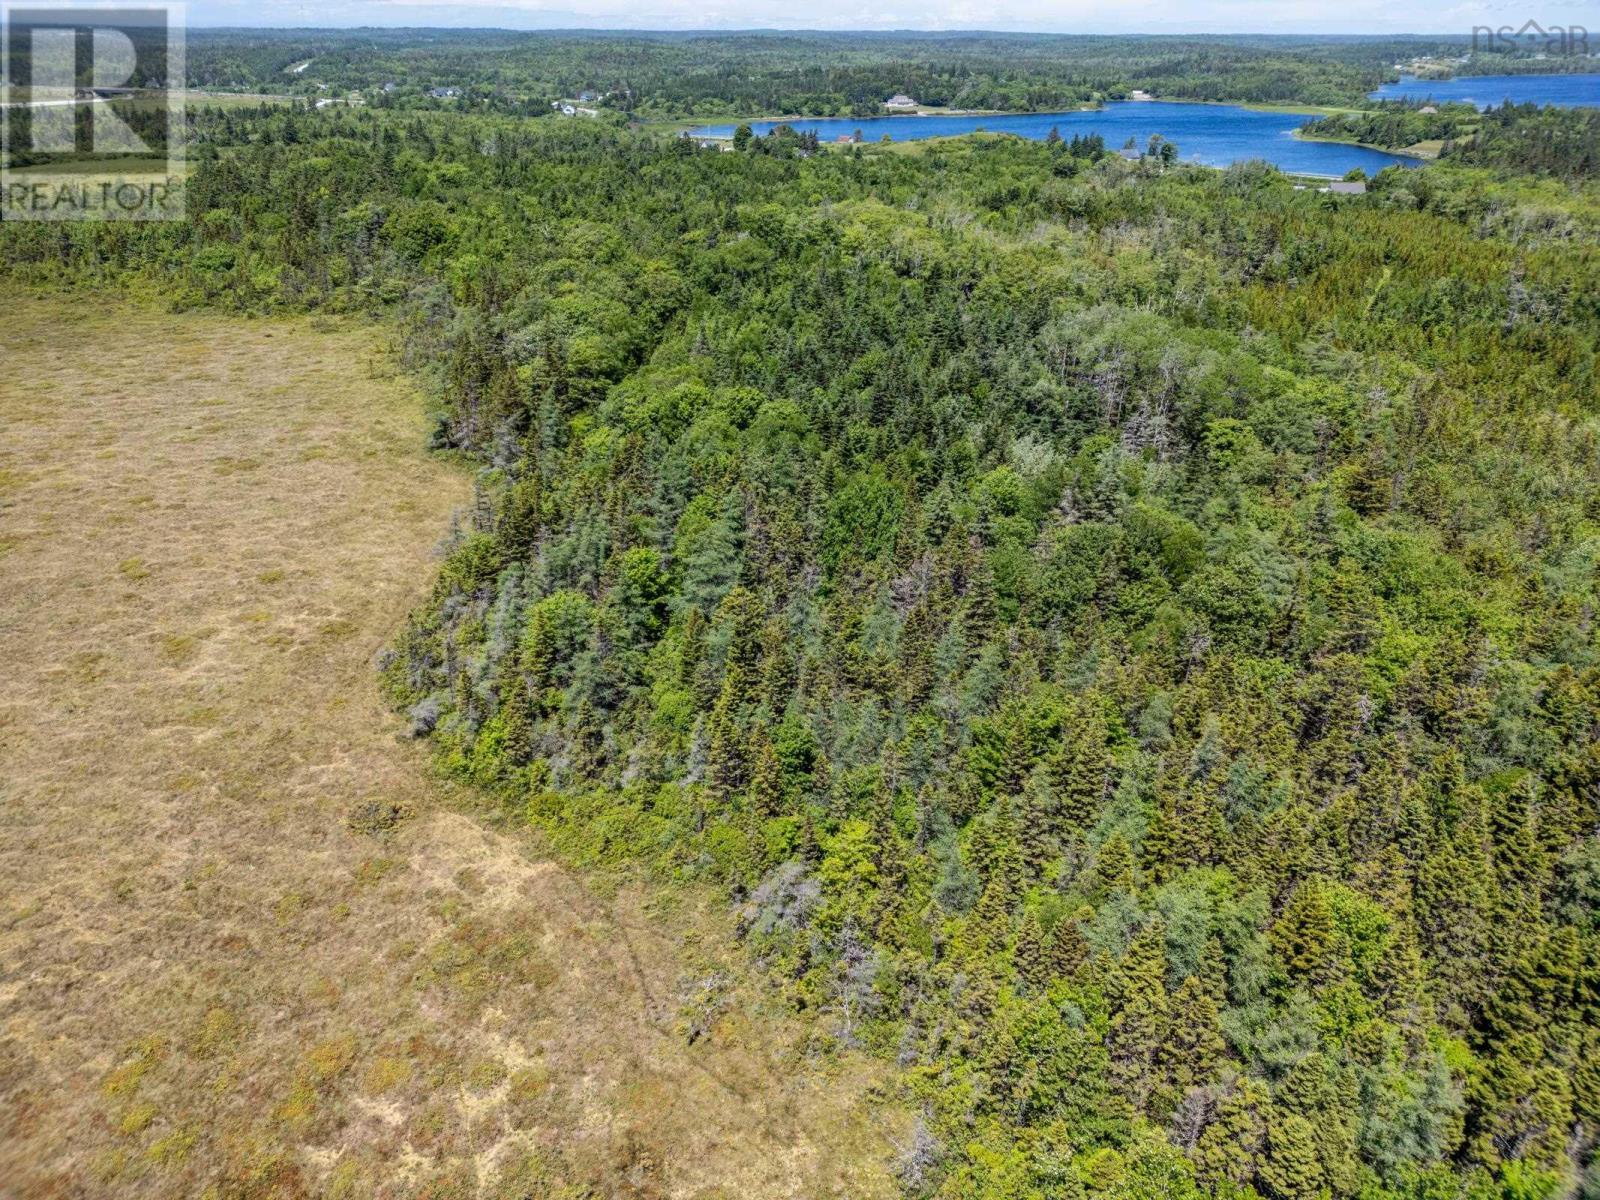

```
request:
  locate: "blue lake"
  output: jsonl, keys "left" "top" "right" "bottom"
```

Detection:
{"left": 697, "top": 101, "right": 1418, "bottom": 176}
{"left": 1370, "top": 71, "right": 1600, "bottom": 108}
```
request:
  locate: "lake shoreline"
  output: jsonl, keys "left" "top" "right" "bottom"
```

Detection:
{"left": 656, "top": 95, "right": 1327, "bottom": 133}
{"left": 666, "top": 71, "right": 1598, "bottom": 143}
{"left": 649, "top": 101, "right": 1103, "bottom": 133}
{"left": 1371, "top": 70, "right": 1600, "bottom": 109}
{"left": 874, "top": 132, "right": 1367, "bottom": 179}
{"left": 1291, "top": 128, "right": 1438, "bottom": 160}
{"left": 687, "top": 100, "right": 1421, "bottom": 175}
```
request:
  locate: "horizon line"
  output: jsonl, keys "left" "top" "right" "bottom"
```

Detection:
{"left": 174, "top": 24, "right": 1538, "bottom": 36}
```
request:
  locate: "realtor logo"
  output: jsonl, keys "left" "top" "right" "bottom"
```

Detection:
{"left": 1472, "top": 19, "right": 1590, "bottom": 55}
{"left": 1, "top": 3, "right": 185, "bottom": 220}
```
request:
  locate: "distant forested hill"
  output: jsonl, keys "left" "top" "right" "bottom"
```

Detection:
{"left": 182, "top": 30, "right": 1513, "bottom": 113}
{"left": 4, "top": 102, "right": 1599, "bottom": 1200}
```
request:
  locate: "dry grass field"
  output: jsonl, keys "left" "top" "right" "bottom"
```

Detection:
{"left": 0, "top": 296, "right": 899, "bottom": 1199}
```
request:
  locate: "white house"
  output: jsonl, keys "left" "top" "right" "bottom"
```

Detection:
{"left": 885, "top": 93, "right": 918, "bottom": 109}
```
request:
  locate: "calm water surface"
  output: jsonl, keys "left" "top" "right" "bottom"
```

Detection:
{"left": 1370, "top": 72, "right": 1600, "bottom": 108}
{"left": 697, "top": 101, "right": 1418, "bottom": 176}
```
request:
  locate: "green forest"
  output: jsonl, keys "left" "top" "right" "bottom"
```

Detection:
{"left": 177, "top": 30, "right": 1572, "bottom": 115}
{"left": 1303, "top": 103, "right": 1600, "bottom": 179}
{"left": 1300, "top": 102, "right": 1481, "bottom": 151}
{"left": 4, "top": 59, "right": 1600, "bottom": 1200}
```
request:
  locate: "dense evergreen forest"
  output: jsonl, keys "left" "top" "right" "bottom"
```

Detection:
{"left": 1455, "top": 57, "right": 1600, "bottom": 79}
{"left": 1302, "top": 103, "right": 1600, "bottom": 179}
{"left": 1448, "top": 106, "right": 1600, "bottom": 177}
{"left": 179, "top": 30, "right": 1588, "bottom": 115}
{"left": 4, "top": 94, "right": 1599, "bottom": 1200}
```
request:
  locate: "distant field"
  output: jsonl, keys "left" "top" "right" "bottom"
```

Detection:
{"left": 186, "top": 91, "right": 297, "bottom": 109}
{"left": 2, "top": 155, "right": 182, "bottom": 179}
{"left": 0, "top": 296, "right": 897, "bottom": 1198}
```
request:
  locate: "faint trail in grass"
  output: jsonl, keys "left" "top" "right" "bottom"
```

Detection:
{"left": 0, "top": 294, "right": 899, "bottom": 1200}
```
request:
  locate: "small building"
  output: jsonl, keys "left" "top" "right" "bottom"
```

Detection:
{"left": 835, "top": 133, "right": 854, "bottom": 143}
{"left": 1418, "top": 104, "right": 1438, "bottom": 114}
{"left": 1118, "top": 147, "right": 1143, "bottom": 161}
{"left": 577, "top": 90, "right": 597, "bottom": 102}
{"left": 428, "top": 86, "right": 462, "bottom": 99}
{"left": 1327, "top": 180, "right": 1368, "bottom": 195}
{"left": 885, "top": 93, "right": 918, "bottom": 109}
{"left": 561, "top": 104, "right": 576, "bottom": 115}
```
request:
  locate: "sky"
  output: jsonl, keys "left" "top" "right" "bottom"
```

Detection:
{"left": 183, "top": 0, "right": 1600, "bottom": 34}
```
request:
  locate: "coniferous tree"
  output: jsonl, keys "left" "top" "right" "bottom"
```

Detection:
{"left": 568, "top": 698, "right": 603, "bottom": 781}
{"left": 1046, "top": 700, "right": 1110, "bottom": 830}
{"left": 1107, "top": 920, "right": 1171, "bottom": 1110}
{"left": 1271, "top": 882, "right": 1338, "bottom": 988}
{"left": 1260, "top": 1112, "right": 1326, "bottom": 1200}
{"left": 1089, "top": 833, "right": 1137, "bottom": 898}
{"left": 1164, "top": 974, "right": 1226, "bottom": 1096}
{"left": 1014, "top": 910, "right": 1049, "bottom": 994}
{"left": 499, "top": 470, "right": 542, "bottom": 560}
{"left": 1046, "top": 916, "right": 1089, "bottom": 981}
{"left": 747, "top": 725, "right": 785, "bottom": 820}
{"left": 962, "top": 551, "right": 997, "bottom": 656}
{"left": 499, "top": 671, "right": 536, "bottom": 767}
{"left": 1193, "top": 1077, "right": 1270, "bottom": 1190}
{"left": 968, "top": 876, "right": 1016, "bottom": 959}
{"left": 705, "top": 684, "right": 746, "bottom": 811}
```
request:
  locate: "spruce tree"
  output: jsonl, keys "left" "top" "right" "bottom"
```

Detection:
{"left": 1193, "top": 1078, "right": 1268, "bottom": 1190}
{"left": 499, "top": 671, "right": 536, "bottom": 767}
{"left": 747, "top": 725, "right": 785, "bottom": 820}
{"left": 1046, "top": 700, "right": 1109, "bottom": 830}
{"left": 1260, "top": 1112, "right": 1325, "bottom": 1200}
{"left": 1271, "top": 882, "right": 1338, "bottom": 987}
{"left": 962, "top": 551, "right": 997, "bottom": 656}
{"left": 969, "top": 876, "right": 1016, "bottom": 959}
{"left": 1014, "top": 910, "right": 1049, "bottom": 994}
{"left": 1107, "top": 920, "right": 1171, "bottom": 1111}
{"left": 705, "top": 684, "right": 746, "bottom": 810}
{"left": 568, "top": 698, "right": 603, "bottom": 782}
{"left": 499, "top": 470, "right": 542, "bottom": 560}
{"left": 1046, "top": 916, "right": 1089, "bottom": 980}
{"left": 1089, "top": 833, "right": 1137, "bottom": 898}
{"left": 1164, "top": 974, "right": 1226, "bottom": 1094}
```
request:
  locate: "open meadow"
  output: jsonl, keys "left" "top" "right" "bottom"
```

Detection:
{"left": 0, "top": 296, "right": 897, "bottom": 1199}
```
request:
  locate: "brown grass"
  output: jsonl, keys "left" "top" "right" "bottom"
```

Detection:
{"left": 0, "top": 295, "right": 900, "bottom": 1199}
